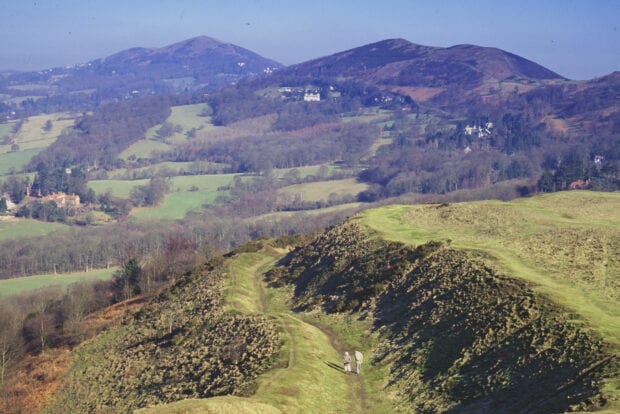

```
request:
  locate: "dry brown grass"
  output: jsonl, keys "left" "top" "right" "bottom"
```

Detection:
{"left": 0, "top": 349, "right": 71, "bottom": 414}
{"left": 0, "top": 295, "right": 147, "bottom": 413}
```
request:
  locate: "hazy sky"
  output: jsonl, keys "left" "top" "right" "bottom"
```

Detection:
{"left": 1, "top": 0, "right": 618, "bottom": 80}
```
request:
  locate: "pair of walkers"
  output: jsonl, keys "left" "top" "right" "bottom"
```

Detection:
{"left": 343, "top": 350, "right": 363, "bottom": 374}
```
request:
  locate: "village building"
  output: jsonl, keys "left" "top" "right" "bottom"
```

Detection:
{"left": 1, "top": 193, "right": 17, "bottom": 211}
{"left": 303, "top": 92, "right": 321, "bottom": 102}
{"left": 27, "top": 192, "right": 80, "bottom": 208}
{"left": 40, "top": 192, "right": 81, "bottom": 208}
{"left": 464, "top": 122, "right": 493, "bottom": 138}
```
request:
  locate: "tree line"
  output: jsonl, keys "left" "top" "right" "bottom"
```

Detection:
{"left": 169, "top": 122, "right": 378, "bottom": 173}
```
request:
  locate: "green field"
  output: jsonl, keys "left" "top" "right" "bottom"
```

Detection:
{"left": 0, "top": 148, "right": 44, "bottom": 174}
{"left": 119, "top": 139, "right": 172, "bottom": 160}
{"left": 168, "top": 174, "right": 238, "bottom": 192}
{"left": 359, "top": 191, "right": 620, "bottom": 351}
{"left": 271, "top": 165, "right": 340, "bottom": 180}
{"left": 0, "top": 113, "right": 75, "bottom": 173}
{"left": 0, "top": 218, "right": 68, "bottom": 241}
{"left": 14, "top": 113, "right": 75, "bottom": 148}
{"left": 89, "top": 173, "right": 239, "bottom": 199}
{"left": 121, "top": 103, "right": 216, "bottom": 160}
{"left": 88, "top": 178, "right": 149, "bottom": 198}
{"left": 0, "top": 122, "right": 12, "bottom": 139}
{"left": 131, "top": 190, "right": 223, "bottom": 221}
{"left": 279, "top": 178, "right": 369, "bottom": 202}
{"left": 120, "top": 103, "right": 216, "bottom": 161}
{"left": 0, "top": 268, "right": 116, "bottom": 297}
{"left": 107, "top": 161, "right": 228, "bottom": 179}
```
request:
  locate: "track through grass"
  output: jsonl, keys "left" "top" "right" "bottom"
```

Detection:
{"left": 141, "top": 247, "right": 386, "bottom": 413}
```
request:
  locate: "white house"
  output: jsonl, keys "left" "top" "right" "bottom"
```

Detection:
{"left": 303, "top": 92, "right": 321, "bottom": 102}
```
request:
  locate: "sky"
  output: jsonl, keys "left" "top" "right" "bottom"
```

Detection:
{"left": 1, "top": 0, "right": 618, "bottom": 80}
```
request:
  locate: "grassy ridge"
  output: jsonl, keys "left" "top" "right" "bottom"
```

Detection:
{"left": 223, "top": 251, "right": 355, "bottom": 413}
{"left": 359, "top": 191, "right": 620, "bottom": 348}
{"left": 138, "top": 239, "right": 394, "bottom": 413}
{"left": 0, "top": 268, "right": 116, "bottom": 296}
{"left": 267, "top": 214, "right": 616, "bottom": 412}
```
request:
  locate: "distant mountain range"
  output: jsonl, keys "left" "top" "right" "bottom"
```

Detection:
{"left": 1, "top": 35, "right": 618, "bottom": 126}
{"left": 0, "top": 36, "right": 283, "bottom": 112}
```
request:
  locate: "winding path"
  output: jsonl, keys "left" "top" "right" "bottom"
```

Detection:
{"left": 224, "top": 251, "right": 369, "bottom": 413}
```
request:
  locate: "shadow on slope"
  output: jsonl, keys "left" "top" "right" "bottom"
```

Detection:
{"left": 267, "top": 221, "right": 614, "bottom": 413}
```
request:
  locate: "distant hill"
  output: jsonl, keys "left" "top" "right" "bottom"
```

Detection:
{"left": 286, "top": 38, "right": 562, "bottom": 82}
{"left": 0, "top": 36, "right": 283, "bottom": 114}
{"left": 81, "top": 36, "right": 282, "bottom": 89}
{"left": 275, "top": 38, "right": 564, "bottom": 105}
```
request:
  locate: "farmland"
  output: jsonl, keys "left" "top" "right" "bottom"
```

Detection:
{"left": 278, "top": 178, "right": 369, "bottom": 203}
{"left": 89, "top": 173, "right": 238, "bottom": 199}
{"left": 0, "top": 267, "right": 116, "bottom": 297}
{"left": 0, "top": 217, "right": 68, "bottom": 241}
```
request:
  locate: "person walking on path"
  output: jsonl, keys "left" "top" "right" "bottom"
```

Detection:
{"left": 343, "top": 351, "right": 352, "bottom": 374}
{"left": 355, "top": 350, "right": 363, "bottom": 374}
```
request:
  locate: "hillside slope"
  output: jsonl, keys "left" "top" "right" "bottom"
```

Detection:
{"left": 44, "top": 257, "right": 280, "bottom": 413}
{"left": 277, "top": 38, "right": 564, "bottom": 107}
{"left": 42, "top": 192, "right": 618, "bottom": 413}
{"left": 267, "top": 191, "right": 619, "bottom": 413}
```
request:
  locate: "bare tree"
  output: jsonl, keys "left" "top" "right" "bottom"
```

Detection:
{"left": 0, "top": 302, "right": 24, "bottom": 386}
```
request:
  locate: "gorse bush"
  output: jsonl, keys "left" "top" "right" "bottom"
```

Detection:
{"left": 45, "top": 257, "right": 280, "bottom": 413}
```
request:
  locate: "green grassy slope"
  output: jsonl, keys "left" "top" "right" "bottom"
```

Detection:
{"left": 0, "top": 268, "right": 116, "bottom": 296}
{"left": 264, "top": 192, "right": 619, "bottom": 412}
{"left": 120, "top": 103, "right": 214, "bottom": 160}
{"left": 278, "top": 178, "right": 369, "bottom": 202}
{"left": 88, "top": 173, "right": 237, "bottom": 199}
{"left": 45, "top": 256, "right": 280, "bottom": 413}
{"left": 359, "top": 191, "right": 620, "bottom": 349}
{"left": 0, "top": 218, "right": 68, "bottom": 241}
{"left": 0, "top": 114, "right": 75, "bottom": 173}
{"left": 0, "top": 148, "right": 44, "bottom": 174}
{"left": 44, "top": 192, "right": 617, "bottom": 413}
{"left": 140, "top": 242, "right": 391, "bottom": 414}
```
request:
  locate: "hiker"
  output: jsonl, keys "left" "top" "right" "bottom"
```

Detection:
{"left": 343, "top": 351, "right": 352, "bottom": 373}
{"left": 355, "top": 350, "right": 363, "bottom": 374}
